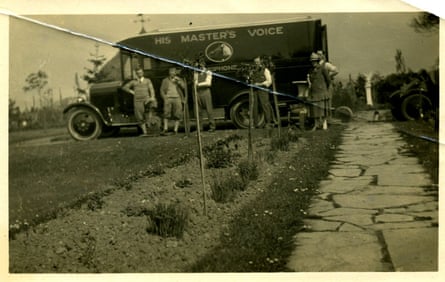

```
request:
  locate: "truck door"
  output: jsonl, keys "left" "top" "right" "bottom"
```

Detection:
{"left": 321, "top": 25, "right": 329, "bottom": 60}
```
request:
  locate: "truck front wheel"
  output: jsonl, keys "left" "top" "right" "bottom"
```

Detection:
{"left": 67, "top": 108, "right": 103, "bottom": 141}
{"left": 401, "top": 94, "right": 433, "bottom": 121}
{"left": 229, "top": 97, "right": 264, "bottom": 129}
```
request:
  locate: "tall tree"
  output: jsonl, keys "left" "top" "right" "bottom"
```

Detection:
{"left": 410, "top": 12, "right": 439, "bottom": 33}
{"left": 82, "top": 43, "right": 108, "bottom": 84}
{"left": 395, "top": 49, "right": 407, "bottom": 74}
{"left": 23, "top": 70, "right": 50, "bottom": 128}
{"left": 23, "top": 70, "right": 48, "bottom": 108}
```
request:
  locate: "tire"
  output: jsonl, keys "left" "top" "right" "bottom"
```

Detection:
{"left": 100, "top": 126, "right": 120, "bottom": 138}
{"left": 401, "top": 94, "right": 433, "bottom": 121}
{"left": 67, "top": 108, "right": 103, "bottom": 141}
{"left": 229, "top": 97, "right": 264, "bottom": 129}
{"left": 391, "top": 107, "right": 405, "bottom": 121}
{"left": 334, "top": 106, "right": 353, "bottom": 122}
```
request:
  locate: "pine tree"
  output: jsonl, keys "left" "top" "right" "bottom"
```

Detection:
{"left": 82, "top": 43, "right": 108, "bottom": 84}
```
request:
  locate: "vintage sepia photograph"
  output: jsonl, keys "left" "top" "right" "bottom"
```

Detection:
{"left": 2, "top": 0, "right": 442, "bottom": 280}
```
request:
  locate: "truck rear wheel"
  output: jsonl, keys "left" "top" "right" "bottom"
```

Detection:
{"left": 229, "top": 97, "right": 264, "bottom": 129}
{"left": 67, "top": 108, "right": 103, "bottom": 141}
{"left": 401, "top": 94, "right": 432, "bottom": 121}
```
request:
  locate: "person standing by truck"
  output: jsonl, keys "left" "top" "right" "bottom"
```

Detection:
{"left": 122, "top": 68, "right": 157, "bottom": 136}
{"left": 317, "top": 50, "right": 338, "bottom": 122}
{"left": 194, "top": 60, "right": 216, "bottom": 132}
{"left": 160, "top": 67, "right": 186, "bottom": 135}
{"left": 307, "top": 52, "right": 331, "bottom": 130}
{"left": 251, "top": 56, "right": 274, "bottom": 128}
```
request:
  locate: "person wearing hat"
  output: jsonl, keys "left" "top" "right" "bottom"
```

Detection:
{"left": 307, "top": 52, "right": 331, "bottom": 130}
{"left": 160, "top": 67, "right": 186, "bottom": 135}
{"left": 317, "top": 50, "right": 339, "bottom": 122}
{"left": 194, "top": 60, "right": 216, "bottom": 132}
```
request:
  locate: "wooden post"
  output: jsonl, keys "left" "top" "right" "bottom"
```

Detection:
{"left": 248, "top": 83, "right": 254, "bottom": 162}
{"left": 183, "top": 77, "right": 191, "bottom": 137}
{"left": 272, "top": 75, "right": 281, "bottom": 137}
{"left": 192, "top": 77, "right": 207, "bottom": 216}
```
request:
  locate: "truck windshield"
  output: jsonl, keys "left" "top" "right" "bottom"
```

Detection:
{"left": 120, "top": 51, "right": 157, "bottom": 80}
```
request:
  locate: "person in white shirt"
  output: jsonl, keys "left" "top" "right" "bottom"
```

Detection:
{"left": 194, "top": 60, "right": 216, "bottom": 132}
{"left": 251, "top": 56, "right": 274, "bottom": 128}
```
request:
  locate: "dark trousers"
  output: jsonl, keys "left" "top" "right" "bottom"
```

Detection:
{"left": 253, "top": 89, "right": 273, "bottom": 126}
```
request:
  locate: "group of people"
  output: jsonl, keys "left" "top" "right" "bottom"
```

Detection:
{"left": 122, "top": 60, "right": 215, "bottom": 136}
{"left": 248, "top": 53, "right": 339, "bottom": 131}
{"left": 122, "top": 52, "right": 338, "bottom": 136}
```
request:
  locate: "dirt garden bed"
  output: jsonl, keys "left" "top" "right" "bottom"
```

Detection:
{"left": 9, "top": 125, "right": 344, "bottom": 273}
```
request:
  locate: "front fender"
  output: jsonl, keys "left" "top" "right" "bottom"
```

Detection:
{"left": 63, "top": 103, "right": 111, "bottom": 126}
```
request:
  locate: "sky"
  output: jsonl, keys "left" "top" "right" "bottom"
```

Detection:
{"left": 3, "top": 1, "right": 441, "bottom": 110}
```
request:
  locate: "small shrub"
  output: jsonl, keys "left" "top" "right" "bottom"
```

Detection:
{"left": 238, "top": 160, "right": 259, "bottom": 183}
{"left": 142, "top": 164, "right": 165, "bottom": 177}
{"left": 175, "top": 178, "right": 193, "bottom": 188}
{"left": 114, "top": 179, "right": 133, "bottom": 191}
{"left": 287, "top": 126, "right": 300, "bottom": 143}
{"left": 77, "top": 231, "right": 97, "bottom": 269}
{"left": 147, "top": 203, "right": 188, "bottom": 238}
{"left": 203, "top": 134, "right": 243, "bottom": 168}
{"left": 210, "top": 173, "right": 246, "bottom": 202}
{"left": 270, "top": 135, "right": 290, "bottom": 151}
{"left": 168, "top": 152, "right": 196, "bottom": 168}
{"left": 86, "top": 194, "right": 105, "bottom": 211}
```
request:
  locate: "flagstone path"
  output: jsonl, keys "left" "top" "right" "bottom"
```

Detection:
{"left": 287, "top": 121, "right": 438, "bottom": 272}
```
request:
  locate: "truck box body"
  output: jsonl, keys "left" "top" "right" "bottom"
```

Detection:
{"left": 116, "top": 17, "right": 327, "bottom": 110}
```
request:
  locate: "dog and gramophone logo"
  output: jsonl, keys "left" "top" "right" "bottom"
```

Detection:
{"left": 205, "top": 41, "right": 233, "bottom": 63}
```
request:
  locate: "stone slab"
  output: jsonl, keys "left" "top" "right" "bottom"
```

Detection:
{"left": 368, "top": 221, "right": 434, "bottom": 231}
{"left": 334, "top": 194, "right": 435, "bottom": 210}
{"left": 319, "top": 176, "right": 374, "bottom": 194}
{"left": 308, "top": 199, "right": 335, "bottom": 215}
{"left": 382, "top": 228, "right": 438, "bottom": 271}
{"left": 375, "top": 213, "right": 413, "bottom": 223}
{"left": 324, "top": 214, "right": 374, "bottom": 226}
{"left": 339, "top": 223, "right": 365, "bottom": 232}
{"left": 375, "top": 171, "right": 431, "bottom": 187}
{"left": 287, "top": 232, "right": 387, "bottom": 271}
{"left": 303, "top": 219, "right": 341, "bottom": 231}
{"left": 405, "top": 201, "right": 438, "bottom": 212}
{"left": 365, "top": 164, "right": 426, "bottom": 176}
{"left": 328, "top": 168, "right": 363, "bottom": 177}
{"left": 319, "top": 207, "right": 377, "bottom": 217}
{"left": 359, "top": 185, "right": 428, "bottom": 196}
{"left": 407, "top": 211, "right": 438, "bottom": 223}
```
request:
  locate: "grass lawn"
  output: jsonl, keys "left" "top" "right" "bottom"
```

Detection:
{"left": 392, "top": 120, "right": 439, "bottom": 184}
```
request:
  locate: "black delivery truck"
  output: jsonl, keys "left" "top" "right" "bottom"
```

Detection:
{"left": 64, "top": 17, "right": 328, "bottom": 140}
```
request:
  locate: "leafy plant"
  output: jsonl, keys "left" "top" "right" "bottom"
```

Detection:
{"left": 142, "top": 164, "right": 165, "bottom": 177}
{"left": 86, "top": 193, "right": 105, "bottom": 211}
{"left": 203, "top": 134, "right": 243, "bottom": 168}
{"left": 210, "top": 172, "right": 246, "bottom": 202}
{"left": 147, "top": 203, "right": 189, "bottom": 238}
{"left": 74, "top": 231, "right": 97, "bottom": 270}
{"left": 270, "top": 135, "right": 289, "bottom": 151}
{"left": 238, "top": 159, "right": 259, "bottom": 184}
